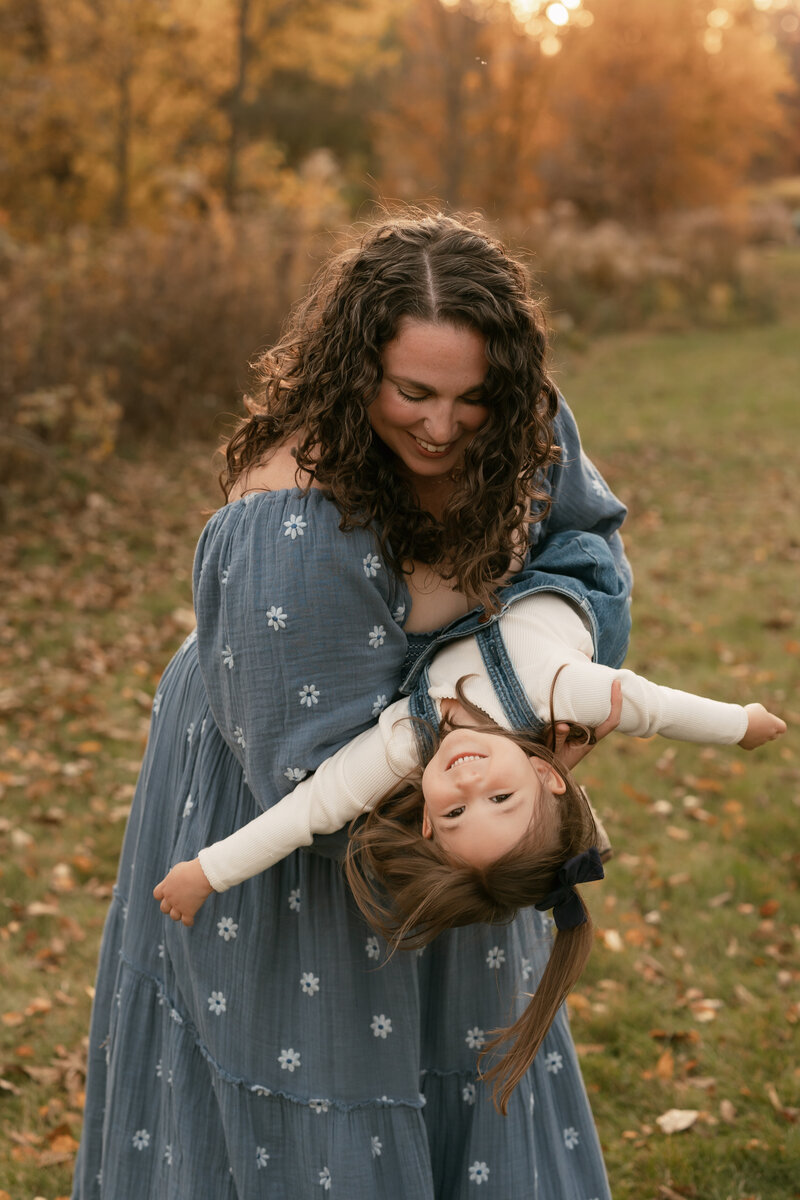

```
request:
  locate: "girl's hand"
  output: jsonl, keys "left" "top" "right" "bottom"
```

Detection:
{"left": 739, "top": 703, "right": 787, "bottom": 750}
{"left": 153, "top": 858, "right": 214, "bottom": 927}
{"left": 553, "top": 680, "right": 623, "bottom": 772}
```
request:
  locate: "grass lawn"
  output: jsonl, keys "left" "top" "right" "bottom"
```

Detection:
{"left": 1, "top": 249, "right": 798, "bottom": 1199}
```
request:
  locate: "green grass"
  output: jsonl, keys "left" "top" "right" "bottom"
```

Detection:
{"left": 1, "top": 251, "right": 799, "bottom": 1199}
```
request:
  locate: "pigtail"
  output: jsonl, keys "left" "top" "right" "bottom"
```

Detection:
{"left": 479, "top": 895, "right": 594, "bottom": 1114}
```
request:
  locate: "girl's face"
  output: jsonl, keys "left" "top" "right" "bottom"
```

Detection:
{"left": 420, "top": 728, "right": 566, "bottom": 868}
{"left": 369, "top": 318, "right": 490, "bottom": 483}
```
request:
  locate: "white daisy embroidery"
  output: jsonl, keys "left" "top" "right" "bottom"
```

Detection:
{"left": 363, "top": 553, "right": 381, "bottom": 578}
{"left": 486, "top": 945, "right": 505, "bottom": 969}
{"left": 370, "top": 1014, "right": 393, "bottom": 1039}
{"left": 283, "top": 514, "right": 307, "bottom": 539}
{"left": 521, "top": 956, "right": 533, "bottom": 981}
{"left": 222, "top": 645, "right": 234, "bottom": 670}
{"left": 371, "top": 1135, "right": 382, "bottom": 1158}
{"left": 208, "top": 991, "right": 227, "bottom": 1016}
{"left": 164, "top": 1144, "right": 173, "bottom": 1166}
{"left": 155, "top": 1059, "right": 163, "bottom": 1078}
{"left": 300, "top": 972, "right": 320, "bottom": 996}
{"left": 563, "top": 1126, "right": 580, "bottom": 1150}
{"left": 221, "top": 567, "right": 230, "bottom": 585}
{"left": 465, "top": 1026, "right": 486, "bottom": 1050}
{"left": 581, "top": 451, "right": 609, "bottom": 498}
{"left": 319, "top": 1166, "right": 331, "bottom": 1190}
{"left": 217, "top": 917, "right": 238, "bottom": 942}
{"left": 278, "top": 1048, "right": 301, "bottom": 1072}
{"left": 372, "top": 694, "right": 388, "bottom": 717}
{"left": 266, "top": 605, "right": 287, "bottom": 630}
{"left": 233, "top": 726, "right": 246, "bottom": 748}
{"left": 256, "top": 1146, "right": 270, "bottom": 1169}
{"left": 299, "top": 683, "right": 320, "bottom": 708}
{"left": 288, "top": 888, "right": 301, "bottom": 912}
{"left": 462, "top": 1082, "right": 477, "bottom": 1105}
{"left": 132, "top": 1129, "right": 151, "bottom": 1151}
{"left": 368, "top": 625, "right": 386, "bottom": 648}
{"left": 365, "top": 936, "right": 380, "bottom": 960}
{"left": 186, "top": 721, "right": 195, "bottom": 745}
{"left": 392, "top": 603, "right": 406, "bottom": 622}
{"left": 309, "top": 1098, "right": 329, "bottom": 1114}
{"left": 182, "top": 794, "right": 194, "bottom": 818}
{"left": 468, "top": 1161, "right": 490, "bottom": 1184}
{"left": 152, "top": 691, "right": 163, "bottom": 715}
{"left": 284, "top": 767, "right": 308, "bottom": 782}
{"left": 545, "top": 1050, "right": 564, "bottom": 1074}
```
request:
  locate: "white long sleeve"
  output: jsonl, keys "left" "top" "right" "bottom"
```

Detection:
{"left": 453, "top": 593, "right": 748, "bottom": 745}
{"left": 199, "top": 592, "right": 748, "bottom": 893}
{"left": 198, "top": 700, "right": 418, "bottom": 892}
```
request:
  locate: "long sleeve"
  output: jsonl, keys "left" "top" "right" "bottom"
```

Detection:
{"left": 198, "top": 699, "right": 417, "bottom": 892}
{"left": 496, "top": 593, "right": 748, "bottom": 745}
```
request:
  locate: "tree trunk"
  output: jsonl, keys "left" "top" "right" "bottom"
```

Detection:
{"left": 224, "top": 0, "right": 251, "bottom": 212}
{"left": 111, "top": 59, "right": 132, "bottom": 227}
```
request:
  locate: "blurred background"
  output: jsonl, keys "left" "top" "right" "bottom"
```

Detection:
{"left": 1, "top": 0, "right": 798, "bottom": 464}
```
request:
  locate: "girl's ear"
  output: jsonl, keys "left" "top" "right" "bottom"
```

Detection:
{"left": 421, "top": 806, "right": 434, "bottom": 839}
{"left": 531, "top": 758, "right": 567, "bottom": 795}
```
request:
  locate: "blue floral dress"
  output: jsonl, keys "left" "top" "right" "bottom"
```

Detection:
{"left": 73, "top": 458, "right": 622, "bottom": 1198}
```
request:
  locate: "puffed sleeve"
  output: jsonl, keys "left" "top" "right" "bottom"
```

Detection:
{"left": 193, "top": 491, "right": 409, "bottom": 817}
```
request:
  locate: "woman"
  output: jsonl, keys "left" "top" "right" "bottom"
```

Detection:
{"left": 73, "top": 213, "right": 631, "bottom": 1198}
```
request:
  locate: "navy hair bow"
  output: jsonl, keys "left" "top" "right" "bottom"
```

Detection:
{"left": 535, "top": 847, "right": 605, "bottom": 931}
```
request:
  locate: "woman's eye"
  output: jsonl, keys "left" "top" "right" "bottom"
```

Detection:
{"left": 397, "top": 388, "right": 427, "bottom": 403}
{"left": 489, "top": 793, "right": 511, "bottom": 804}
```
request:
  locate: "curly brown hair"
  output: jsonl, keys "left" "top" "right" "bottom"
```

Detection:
{"left": 223, "top": 210, "right": 560, "bottom": 608}
{"left": 343, "top": 691, "right": 600, "bottom": 1114}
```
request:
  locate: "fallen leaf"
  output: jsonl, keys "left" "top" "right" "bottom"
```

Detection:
{"left": 601, "top": 929, "right": 624, "bottom": 953}
{"left": 666, "top": 825, "right": 691, "bottom": 842}
{"left": 656, "top": 1108, "right": 700, "bottom": 1135}
{"left": 655, "top": 1049, "right": 674, "bottom": 1080}
{"left": 720, "top": 1098, "right": 736, "bottom": 1123}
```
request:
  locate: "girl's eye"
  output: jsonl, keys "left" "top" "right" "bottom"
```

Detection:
{"left": 397, "top": 387, "right": 427, "bottom": 403}
{"left": 489, "top": 793, "right": 511, "bottom": 804}
{"left": 444, "top": 806, "right": 465, "bottom": 819}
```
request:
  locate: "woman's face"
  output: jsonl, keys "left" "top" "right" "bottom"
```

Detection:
{"left": 420, "top": 728, "right": 565, "bottom": 868}
{"left": 369, "top": 319, "right": 490, "bottom": 482}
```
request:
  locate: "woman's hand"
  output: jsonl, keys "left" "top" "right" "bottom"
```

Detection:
{"left": 739, "top": 703, "right": 787, "bottom": 750}
{"left": 153, "top": 858, "right": 214, "bottom": 927}
{"left": 553, "top": 679, "right": 623, "bottom": 772}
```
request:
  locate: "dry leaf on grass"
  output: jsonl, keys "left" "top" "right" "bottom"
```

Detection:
{"left": 655, "top": 1108, "right": 700, "bottom": 1134}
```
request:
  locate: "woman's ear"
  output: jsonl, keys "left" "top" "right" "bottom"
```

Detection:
{"left": 421, "top": 807, "right": 433, "bottom": 839}
{"left": 531, "top": 758, "right": 567, "bottom": 795}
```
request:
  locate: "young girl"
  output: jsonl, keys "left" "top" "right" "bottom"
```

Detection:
{"left": 155, "top": 542, "right": 785, "bottom": 1111}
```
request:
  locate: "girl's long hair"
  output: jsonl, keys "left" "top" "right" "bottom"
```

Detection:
{"left": 344, "top": 686, "right": 599, "bottom": 1114}
{"left": 223, "top": 210, "right": 560, "bottom": 609}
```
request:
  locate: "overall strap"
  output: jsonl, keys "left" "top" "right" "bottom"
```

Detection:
{"left": 408, "top": 664, "right": 439, "bottom": 762}
{"left": 474, "top": 620, "right": 545, "bottom": 734}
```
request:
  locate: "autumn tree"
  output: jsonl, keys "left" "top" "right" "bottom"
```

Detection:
{"left": 539, "top": 0, "right": 795, "bottom": 221}
{"left": 374, "top": 0, "right": 796, "bottom": 223}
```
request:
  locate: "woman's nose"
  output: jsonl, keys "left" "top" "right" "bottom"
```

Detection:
{"left": 422, "top": 401, "right": 458, "bottom": 445}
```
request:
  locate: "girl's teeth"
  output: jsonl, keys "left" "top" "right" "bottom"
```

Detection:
{"left": 448, "top": 754, "right": 483, "bottom": 769}
{"left": 414, "top": 436, "right": 451, "bottom": 453}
